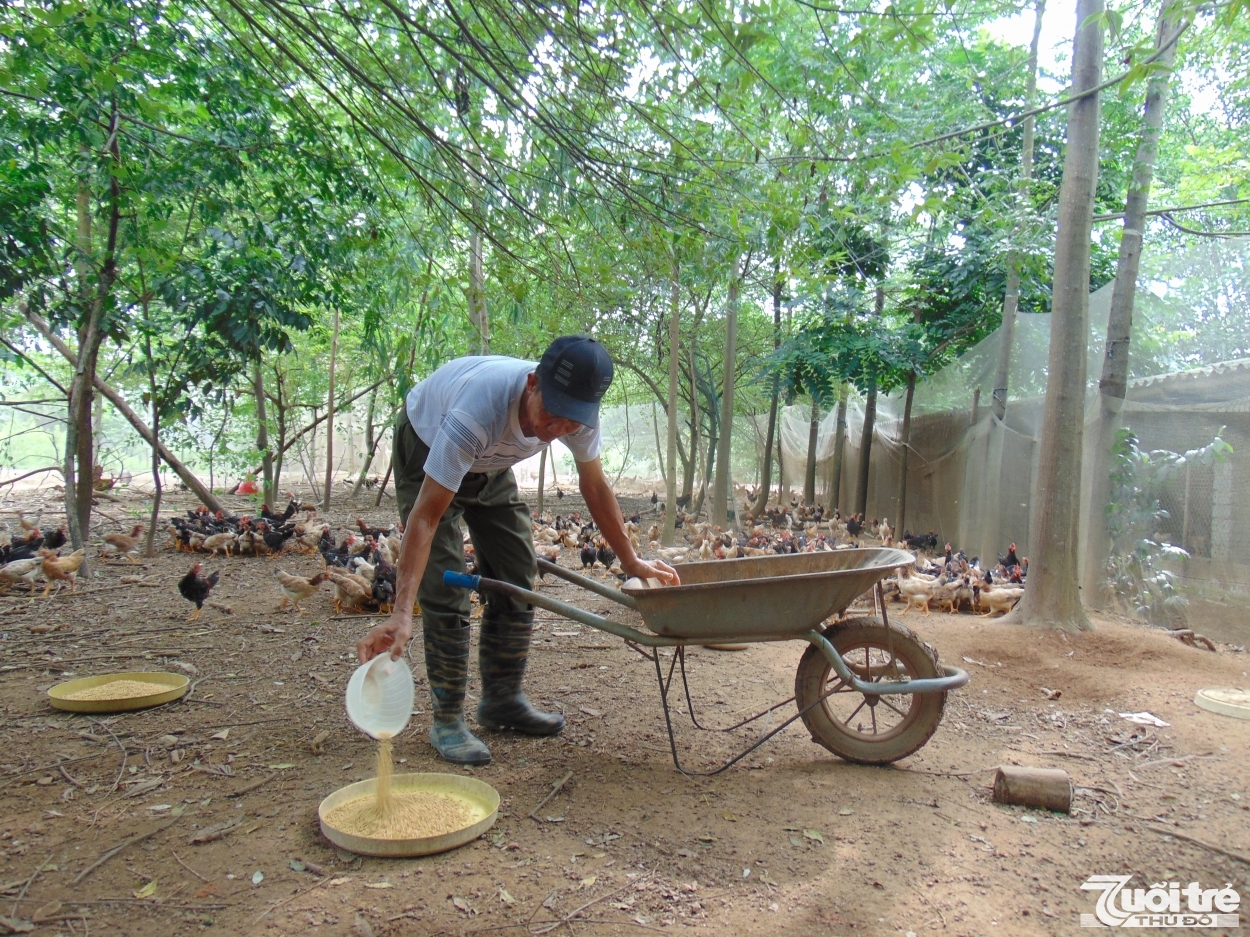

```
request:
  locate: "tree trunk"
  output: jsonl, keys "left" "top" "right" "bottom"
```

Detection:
{"left": 469, "top": 226, "right": 489, "bottom": 354}
{"left": 651, "top": 400, "right": 666, "bottom": 484}
{"left": 830, "top": 388, "right": 848, "bottom": 511}
{"left": 142, "top": 301, "right": 161, "bottom": 558}
{"left": 854, "top": 287, "right": 886, "bottom": 517}
{"left": 898, "top": 372, "right": 917, "bottom": 533}
{"left": 692, "top": 421, "right": 717, "bottom": 520}
{"left": 681, "top": 344, "right": 700, "bottom": 503}
{"left": 991, "top": 0, "right": 1046, "bottom": 421}
{"left": 65, "top": 112, "right": 121, "bottom": 562}
{"left": 322, "top": 307, "right": 340, "bottom": 511}
{"left": 712, "top": 270, "right": 740, "bottom": 527}
{"left": 350, "top": 387, "right": 380, "bottom": 501}
{"left": 273, "top": 366, "right": 287, "bottom": 493}
{"left": 753, "top": 262, "right": 784, "bottom": 515}
{"left": 536, "top": 446, "right": 546, "bottom": 517}
{"left": 1082, "top": 3, "right": 1180, "bottom": 607}
{"left": 662, "top": 257, "right": 681, "bottom": 546}
{"left": 253, "top": 358, "right": 274, "bottom": 509}
{"left": 1009, "top": 0, "right": 1104, "bottom": 631}
{"left": 804, "top": 402, "right": 819, "bottom": 506}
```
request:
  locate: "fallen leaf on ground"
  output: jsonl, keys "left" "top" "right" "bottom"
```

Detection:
{"left": 133, "top": 879, "right": 158, "bottom": 898}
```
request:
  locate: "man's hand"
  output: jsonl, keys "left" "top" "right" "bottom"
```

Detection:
{"left": 357, "top": 613, "right": 413, "bottom": 662}
{"left": 622, "top": 556, "right": 681, "bottom": 586}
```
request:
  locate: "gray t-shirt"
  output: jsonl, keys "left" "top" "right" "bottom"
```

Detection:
{"left": 404, "top": 356, "right": 601, "bottom": 491}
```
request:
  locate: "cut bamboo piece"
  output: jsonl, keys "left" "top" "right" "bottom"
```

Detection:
{"left": 993, "top": 765, "right": 1072, "bottom": 813}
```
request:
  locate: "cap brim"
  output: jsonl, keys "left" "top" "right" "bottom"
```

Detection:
{"left": 538, "top": 372, "right": 599, "bottom": 428}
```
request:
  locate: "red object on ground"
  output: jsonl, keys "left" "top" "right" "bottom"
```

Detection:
{"left": 238, "top": 479, "right": 259, "bottom": 495}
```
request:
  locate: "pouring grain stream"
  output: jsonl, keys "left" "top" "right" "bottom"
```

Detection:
{"left": 323, "top": 735, "right": 474, "bottom": 839}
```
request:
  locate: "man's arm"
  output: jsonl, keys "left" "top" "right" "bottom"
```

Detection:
{"left": 356, "top": 475, "right": 456, "bottom": 662}
{"left": 577, "top": 457, "right": 680, "bottom": 586}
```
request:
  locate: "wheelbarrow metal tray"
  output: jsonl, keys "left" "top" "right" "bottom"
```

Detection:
{"left": 622, "top": 547, "right": 915, "bottom": 639}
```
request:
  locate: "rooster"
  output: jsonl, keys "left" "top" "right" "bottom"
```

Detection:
{"left": 275, "top": 568, "right": 327, "bottom": 614}
{"left": 101, "top": 524, "right": 146, "bottom": 563}
{"left": 178, "top": 563, "right": 220, "bottom": 621}
{"left": 579, "top": 541, "right": 596, "bottom": 569}
{"left": 39, "top": 548, "right": 85, "bottom": 596}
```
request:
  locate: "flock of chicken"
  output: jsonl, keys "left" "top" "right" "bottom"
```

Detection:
{"left": 532, "top": 500, "right": 1029, "bottom": 619}
{"left": 887, "top": 542, "right": 1028, "bottom": 617}
{"left": 0, "top": 520, "right": 85, "bottom": 596}
{"left": 1, "top": 492, "right": 1028, "bottom": 622}
{"left": 167, "top": 500, "right": 404, "bottom": 620}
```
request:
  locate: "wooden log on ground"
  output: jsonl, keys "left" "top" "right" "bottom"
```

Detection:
{"left": 992, "top": 765, "right": 1072, "bottom": 813}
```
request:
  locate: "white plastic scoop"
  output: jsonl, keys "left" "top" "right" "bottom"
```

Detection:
{"left": 346, "top": 654, "right": 415, "bottom": 740}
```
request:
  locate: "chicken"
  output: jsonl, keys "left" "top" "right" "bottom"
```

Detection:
{"left": 43, "top": 526, "right": 67, "bottom": 551}
{"left": 323, "top": 569, "right": 371, "bottom": 614}
{"left": 536, "top": 543, "right": 561, "bottom": 563}
{"left": 579, "top": 541, "right": 596, "bottom": 569}
{"left": 101, "top": 524, "right": 146, "bottom": 563}
{"left": 201, "top": 532, "right": 237, "bottom": 557}
{"left": 178, "top": 563, "right": 220, "bottom": 621}
{"left": 975, "top": 584, "right": 1024, "bottom": 617}
{"left": 0, "top": 558, "right": 41, "bottom": 595}
{"left": 698, "top": 538, "right": 713, "bottom": 561}
{"left": 275, "top": 568, "right": 328, "bottom": 613}
{"left": 38, "top": 548, "right": 85, "bottom": 596}
{"left": 595, "top": 540, "right": 615, "bottom": 569}
{"left": 259, "top": 520, "right": 295, "bottom": 554}
{"left": 895, "top": 566, "right": 937, "bottom": 615}
{"left": 18, "top": 513, "right": 40, "bottom": 532}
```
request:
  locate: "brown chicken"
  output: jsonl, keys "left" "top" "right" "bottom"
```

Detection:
{"left": 38, "top": 548, "right": 85, "bottom": 596}
{"left": 275, "top": 568, "right": 328, "bottom": 614}
{"left": 102, "top": 524, "right": 146, "bottom": 563}
{"left": 323, "top": 569, "right": 371, "bottom": 614}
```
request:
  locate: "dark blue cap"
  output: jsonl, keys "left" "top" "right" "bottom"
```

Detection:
{"left": 537, "top": 335, "right": 614, "bottom": 428}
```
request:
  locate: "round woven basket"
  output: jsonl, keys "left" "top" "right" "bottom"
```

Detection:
{"left": 319, "top": 772, "right": 499, "bottom": 858}
{"left": 48, "top": 672, "right": 190, "bottom": 713}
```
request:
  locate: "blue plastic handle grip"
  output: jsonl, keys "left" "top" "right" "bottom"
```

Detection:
{"left": 443, "top": 570, "right": 481, "bottom": 591}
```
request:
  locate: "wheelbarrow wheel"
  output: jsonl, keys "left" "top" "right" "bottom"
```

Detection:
{"left": 795, "top": 618, "right": 946, "bottom": 765}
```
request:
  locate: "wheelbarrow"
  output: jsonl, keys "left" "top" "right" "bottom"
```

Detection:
{"left": 443, "top": 547, "right": 968, "bottom": 775}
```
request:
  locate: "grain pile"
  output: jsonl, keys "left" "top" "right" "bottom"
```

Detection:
{"left": 62, "top": 679, "right": 165, "bottom": 701}
{"left": 323, "top": 738, "right": 475, "bottom": 840}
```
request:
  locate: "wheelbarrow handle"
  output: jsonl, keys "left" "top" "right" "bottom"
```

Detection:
{"left": 443, "top": 570, "right": 481, "bottom": 591}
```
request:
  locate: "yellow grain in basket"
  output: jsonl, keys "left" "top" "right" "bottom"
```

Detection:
{"left": 62, "top": 679, "right": 168, "bottom": 701}
{"left": 322, "top": 739, "right": 473, "bottom": 840}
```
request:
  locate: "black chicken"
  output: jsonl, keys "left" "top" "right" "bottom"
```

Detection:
{"left": 595, "top": 542, "right": 615, "bottom": 569}
{"left": 260, "top": 498, "right": 299, "bottom": 524}
{"left": 178, "top": 563, "right": 220, "bottom": 622}
{"left": 259, "top": 520, "right": 295, "bottom": 554}
{"left": 371, "top": 577, "right": 395, "bottom": 612}
{"left": 1002, "top": 542, "right": 1020, "bottom": 569}
{"left": 846, "top": 514, "right": 864, "bottom": 538}
{"left": 579, "top": 541, "right": 596, "bottom": 569}
{"left": 42, "top": 526, "right": 67, "bottom": 551}
{"left": 2, "top": 531, "right": 44, "bottom": 563}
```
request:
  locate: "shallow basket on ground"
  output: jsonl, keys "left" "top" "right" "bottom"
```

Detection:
{"left": 443, "top": 549, "right": 968, "bottom": 773}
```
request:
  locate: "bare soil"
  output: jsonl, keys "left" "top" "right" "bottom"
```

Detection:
{"left": 1, "top": 486, "right": 1248, "bottom": 937}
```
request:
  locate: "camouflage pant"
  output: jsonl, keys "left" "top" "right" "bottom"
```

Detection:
{"left": 392, "top": 414, "right": 536, "bottom": 631}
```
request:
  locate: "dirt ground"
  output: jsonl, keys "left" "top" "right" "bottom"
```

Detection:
{"left": 1, "top": 485, "right": 1248, "bottom": 937}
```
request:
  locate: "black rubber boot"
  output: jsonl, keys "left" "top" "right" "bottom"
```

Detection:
{"left": 477, "top": 612, "right": 565, "bottom": 735}
{"left": 424, "top": 619, "right": 491, "bottom": 765}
